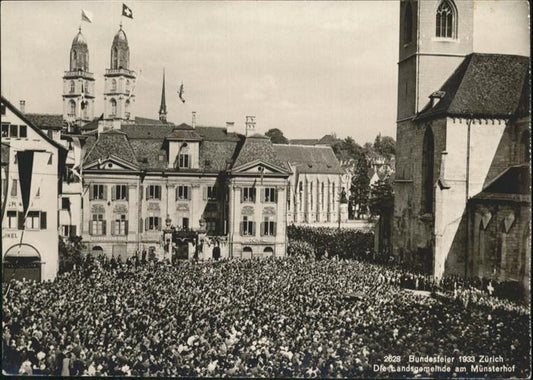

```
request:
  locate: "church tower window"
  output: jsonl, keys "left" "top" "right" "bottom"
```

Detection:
{"left": 111, "top": 79, "right": 117, "bottom": 92}
{"left": 421, "top": 127, "right": 434, "bottom": 214}
{"left": 69, "top": 100, "right": 76, "bottom": 117}
{"left": 436, "top": 0, "right": 457, "bottom": 39}
{"left": 69, "top": 80, "right": 75, "bottom": 94}
{"left": 110, "top": 99, "right": 117, "bottom": 117}
{"left": 404, "top": 1, "right": 413, "bottom": 43}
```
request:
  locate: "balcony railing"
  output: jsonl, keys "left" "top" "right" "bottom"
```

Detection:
{"left": 63, "top": 71, "right": 94, "bottom": 80}
{"left": 105, "top": 68, "right": 136, "bottom": 77}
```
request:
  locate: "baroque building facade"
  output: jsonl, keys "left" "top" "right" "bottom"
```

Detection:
{"left": 393, "top": 0, "right": 530, "bottom": 300}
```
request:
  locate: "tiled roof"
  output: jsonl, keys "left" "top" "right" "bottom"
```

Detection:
{"left": 121, "top": 124, "right": 175, "bottom": 139}
{"left": 166, "top": 128, "right": 202, "bottom": 141}
{"left": 199, "top": 140, "right": 241, "bottom": 172}
{"left": 134, "top": 116, "right": 171, "bottom": 125}
{"left": 1, "top": 142, "right": 10, "bottom": 166}
{"left": 416, "top": 53, "right": 530, "bottom": 120}
{"left": 81, "top": 116, "right": 101, "bottom": 131}
{"left": 290, "top": 139, "right": 318, "bottom": 145}
{"left": 24, "top": 113, "right": 64, "bottom": 130}
{"left": 233, "top": 135, "right": 289, "bottom": 170}
{"left": 129, "top": 139, "right": 167, "bottom": 169}
{"left": 317, "top": 134, "right": 340, "bottom": 146}
{"left": 84, "top": 130, "right": 137, "bottom": 165}
{"left": 273, "top": 144, "right": 344, "bottom": 174}
{"left": 472, "top": 164, "right": 530, "bottom": 204}
{"left": 196, "top": 126, "right": 241, "bottom": 142}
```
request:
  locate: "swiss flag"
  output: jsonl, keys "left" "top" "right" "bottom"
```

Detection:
{"left": 122, "top": 3, "right": 133, "bottom": 19}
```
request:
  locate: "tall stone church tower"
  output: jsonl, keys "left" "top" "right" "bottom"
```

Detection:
{"left": 103, "top": 25, "right": 136, "bottom": 124}
{"left": 62, "top": 27, "right": 95, "bottom": 124}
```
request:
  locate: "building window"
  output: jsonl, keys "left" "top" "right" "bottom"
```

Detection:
{"left": 70, "top": 80, "right": 75, "bottom": 93}
{"left": 61, "top": 225, "right": 77, "bottom": 237}
{"left": 321, "top": 182, "right": 325, "bottom": 210}
{"left": 206, "top": 219, "right": 217, "bottom": 234}
{"left": 1, "top": 124, "right": 28, "bottom": 139}
{"left": 61, "top": 197, "right": 70, "bottom": 210}
{"left": 113, "top": 214, "right": 128, "bottom": 235}
{"left": 436, "top": 0, "right": 456, "bottom": 39}
{"left": 1, "top": 123, "right": 8, "bottom": 137}
{"left": 111, "top": 79, "right": 117, "bottom": 92}
{"left": 242, "top": 187, "right": 256, "bottom": 203}
{"left": 25, "top": 211, "right": 46, "bottom": 230}
{"left": 113, "top": 184, "right": 128, "bottom": 201}
{"left": 241, "top": 216, "right": 255, "bottom": 236}
{"left": 69, "top": 100, "right": 76, "bottom": 117}
{"left": 182, "top": 217, "right": 189, "bottom": 230}
{"left": 126, "top": 80, "right": 130, "bottom": 92}
{"left": 146, "top": 216, "right": 161, "bottom": 231}
{"left": 207, "top": 185, "right": 217, "bottom": 200}
{"left": 520, "top": 130, "right": 530, "bottom": 164}
{"left": 110, "top": 99, "right": 117, "bottom": 116}
{"left": 421, "top": 127, "right": 435, "bottom": 214}
{"left": 146, "top": 185, "right": 161, "bottom": 200}
{"left": 287, "top": 183, "right": 291, "bottom": 209}
{"left": 90, "top": 214, "right": 106, "bottom": 235}
{"left": 263, "top": 187, "right": 277, "bottom": 203}
{"left": 11, "top": 179, "right": 18, "bottom": 197}
{"left": 404, "top": 1, "right": 413, "bottom": 43}
{"left": 178, "top": 154, "right": 190, "bottom": 169}
{"left": 262, "top": 216, "right": 276, "bottom": 236}
{"left": 6, "top": 211, "right": 17, "bottom": 229}
{"left": 125, "top": 100, "right": 131, "bottom": 119}
{"left": 176, "top": 185, "right": 190, "bottom": 200}
{"left": 90, "top": 184, "right": 106, "bottom": 200}
{"left": 310, "top": 182, "right": 313, "bottom": 211}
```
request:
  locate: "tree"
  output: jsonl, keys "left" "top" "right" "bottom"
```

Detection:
{"left": 265, "top": 128, "right": 289, "bottom": 144}
{"left": 373, "top": 133, "right": 396, "bottom": 159}
{"left": 58, "top": 235, "right": 85, "bottom": 274}
{"left": 350, "top": 151, "right": 371, "bottom": 219}
{"left": 369, "top": 174, "right": 394, "bottom": 217}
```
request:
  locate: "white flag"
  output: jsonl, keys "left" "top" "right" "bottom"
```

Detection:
{"left": 81, "top": 9, "right": 93, "bottom": 23}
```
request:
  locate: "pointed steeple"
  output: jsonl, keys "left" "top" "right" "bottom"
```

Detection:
{"left": 159, "top": 68, "right": 167, "bottom": 122}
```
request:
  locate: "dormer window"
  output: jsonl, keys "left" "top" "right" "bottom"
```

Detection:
{"left": 178, "top": 153, "right": 190, "bottom": 169}
{"left": 436, "top": 0, "right": 457, "bottom": 39}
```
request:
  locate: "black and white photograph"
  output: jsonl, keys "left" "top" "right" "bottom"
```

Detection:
{"left": 1, "top": 0, "right": 531, "bottom": 378}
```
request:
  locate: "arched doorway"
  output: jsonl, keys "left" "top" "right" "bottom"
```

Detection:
{"left": 263, "top": 247, "right": 274, "bottom": 258}
{"left": 242, "top": 246, "right": 252, "bottom": 259}
{"left": 3, "top": 244, "right": 41, "bottom": 282}
{"left": 92, "top": 246, "right": 103, "bottom": 257}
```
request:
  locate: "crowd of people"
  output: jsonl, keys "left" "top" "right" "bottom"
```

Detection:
{"left": 2, "top": 255, "right": 530, "bottom": 377}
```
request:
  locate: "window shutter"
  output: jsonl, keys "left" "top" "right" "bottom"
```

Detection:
{"left": 175, "top": 187, "right": 179, "bottom": 201}
{"left": 240, "top": 222, "right": 243, "bottom": 236}
{"left": 157, "top": 186, "right": 162, "bottom": 200}
{"left": 146, "top": 186, "right": 149, "bottom": 200}
{"left": 273, "top": 189, "right": 277, "bottom": 203}
{"left": 89, "top": 221, "right": 93, "bottom": 235}
{"left": 71, "top": 225, "right": 77, "bottom": 237}
{"left": 203, "top": 186, "right": 207, "bottom": 201}
{"left": 125, "top": 186, "right": 129, "bottom": 201}
{"left": 111, "top": 220, "right": 116, "bottom": 235}
{"left": 102, "top": 186, "right": 108, "bottom": 201}
{"left": 260, "top": 222, "right": 265, "bottom": 236}
{"left": 186, "top": 186, "right": 190, "bottom": 200}
{"left": 40, "top": 212, "right": 47, "bottom": 230}
{"left": 158, "top": 217, "right": 162, "bottom": 231}
{"left": 89, "top": 185, "right": 94, "bottom": 201}
{"left": 11, "top": 179, "right": 17, "bottom": 197}
{"left": 273, "top": 222, "right": 277, "bottom": 236}
{"left": 111, "top": 186, "right": 116, "bottom": 201}
{"left": 18, "top": 212, "right": 24, "bottom": 230}
{"left": 145, "top": 218, "right": 149, "bottom": 231}
{"left": 125, "top": 221, "right": 129, "bottom": 235}
{"left": 240, "top": 188, "right": 244, "bottom": 203}
{"left": 261, "top": 188, "right": 265, "bottom": 203}
{"left": 139, "top": 218, "right": 143, "bottom": 232}
{"left": 102, "top": 220, "right": 107, "bottom": 235}
{"left": 251, "top": 222, "right": 256, "bottom": 236}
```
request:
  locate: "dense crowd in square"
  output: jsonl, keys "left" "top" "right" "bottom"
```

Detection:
{"left": 2, "top": 255, "right": 530, "bottom": 377}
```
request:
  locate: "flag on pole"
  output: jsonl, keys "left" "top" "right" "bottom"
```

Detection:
{"left": 122, "top": 3, "right": 133, "bottom": 19}
{"left": 81, "top": 9, "right": 93, "bottom": 23}
{"left": 178, "top": 82, "right": 185, "bottom": 103}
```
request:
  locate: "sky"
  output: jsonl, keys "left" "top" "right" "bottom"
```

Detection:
{"left": 1, "top": 1, "right": 530, "bottom": 144}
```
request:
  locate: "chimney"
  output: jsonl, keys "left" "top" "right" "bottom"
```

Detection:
{"left": 245, "top": 116, "right": 256, "bottom": 137}
{"left": 19, "top": 100, "right": 26, "bottom": 113}
{"left": 225, "top": 122, "right": 234, "bottom": 133}
{"left": 191, "top": 111, "right": 196, "bottom": 129}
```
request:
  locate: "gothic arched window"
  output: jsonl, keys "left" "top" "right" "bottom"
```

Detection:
{"left": 125, "top": 99, "right": 131, "bottom": 119}
{"left": 112, "top": 47, "right": 118, "bottom": 69}
{"left": 126, "top": 80, "right": 130, "bottom": 92}
{"left": 111, "top": 79, "right": 117, "bottom": 92}
{"left": 436, "top": 0, "right": 456, "bottom": 39}
{"left": 70, "top": 80, "right": 75, "bottom": 94}
{"left": 110, "top": 99, "right": 117, "bottom": 116}
{"left": 404, "top": 1, "right": 413, "bottom": 43}
{"left": 69, "top": 100, "right": 76, "bottom": 117}
{"left": 421, "top": 127, "right": 435, "bottom": 214}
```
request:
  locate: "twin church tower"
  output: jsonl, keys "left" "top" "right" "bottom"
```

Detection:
{"left": 61, "top": 25, "right": 137, "bottom": 125}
